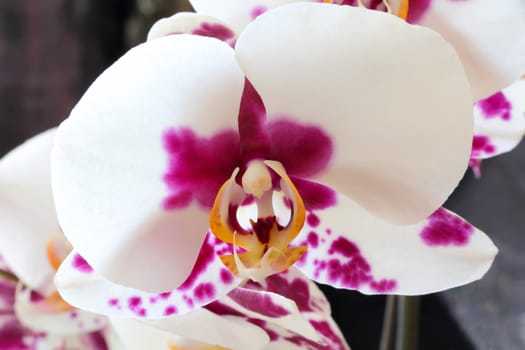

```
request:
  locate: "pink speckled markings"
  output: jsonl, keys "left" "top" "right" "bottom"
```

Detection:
{"left": 420, "top": 208, "right": 473, "bottom": 246}
{"left": 205, "top": 268, "right": 350, "bottom": 350}
{"left": 57, "top": 234, "right": 242, "bottom": 318}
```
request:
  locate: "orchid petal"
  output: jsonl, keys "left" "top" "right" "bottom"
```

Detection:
{"left": 472, "top": 79, "right": 525, "bottom": 160}
{"left": 55, "top": 234, "right": 241, "bottom": 319}
{"left": 52, "top": 35, "right": 245, "bottom": 292}
{"left": 407, "top": 0, "right": 525, "bottom": 100}
{"left": 294, "top": 191, "right": 497, "bottom": 295}
{"left": 188, "top": 0, "right": 312, "bottom": 33}
{"left": 14, "top": 284, "right": 107, "bottom": 335}
{"left": 0, "top": 129, "right": 58, "bottom": 294}
{"left": 148, "top": 12, "right": 236, "bottom": 46}
{"left": 222, "top": 288, "right": 322, "bottom": 342}
{"left": 236, "top": 3, "right": 473, "bottom": 225}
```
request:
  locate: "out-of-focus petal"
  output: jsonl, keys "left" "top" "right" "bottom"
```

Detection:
{"left": 113, "top": 309, "right": 270, "bottom": 350}
{"left": 15, "top": 285, "right": 107, "bottom": 335}
{"left": 294, "top": 192, "right": 497, "bottom": 295}
{"left": 189, "top": 0, "right": 313, "bottom": 33}
{"left": 236, "top": 3, "right": 473, "bottom": 225}
{"left": 407, "top": 0, "right": 525, "bottom": 99}
{"left": 0, "top": 129, "right": 58, "bottom": 294}
{"left": 148, "top": 12, "right": 236, "bottom": 46}
{"left": 55, "top": 234, "right": 241, "bottom": 318}
{"left": 472, "top": 79, "right": 525, "bottom": 160}
{"left": 52, "top": 35, "right": 245, "bottom": 292}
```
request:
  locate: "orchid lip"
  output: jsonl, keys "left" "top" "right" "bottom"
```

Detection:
{"left": 210, "top": 160, "right": 307, "bottom": 281}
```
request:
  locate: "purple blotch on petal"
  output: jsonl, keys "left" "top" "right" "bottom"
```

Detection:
{"left": 420, "top": 208, "right": 474, "bottom": 246}
{"left": 193, "top": 283, "right": 216, "bottom": 301}
{"left": 291, "top": 177, "right": 337, "bottom": 211}
{"left": 162, "top": 127, "right": 240, "bottom": 210}
{"left": 406, "top": 0, "right": 432, "bottom": 23}
{"left": 72, "top": 253, "right": 94, "bottom": 273}
{"left": 238, "top": 79, "right": 270, "bottom": 163}
{"left": 228, "top": 289, "right": 290, "bottom": 318}
{"left": 477, "top": 91, "right": 512, "bottom": 121}
{"left": 265, "top": 274, "right": 313, "bottom": 312}
{"left": 192, "top": 22, "right": 235, "bottom": 42}
{"left": 268, "top": 118, "right": 333, "bottom": 178}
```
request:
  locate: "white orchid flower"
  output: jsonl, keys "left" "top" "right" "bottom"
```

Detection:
{"left": 52, "top": 3, "right": 497, "bottom": 336}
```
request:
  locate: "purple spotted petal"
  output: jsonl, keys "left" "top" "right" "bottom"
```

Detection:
{"left": 293, "top": 192, "right": 497, "bottom": 295}
{"left": 205, "top": 269, "right": 349, "bottom": 350}
{"left": 55, "top": 234, "right": 241, "bottom": 319}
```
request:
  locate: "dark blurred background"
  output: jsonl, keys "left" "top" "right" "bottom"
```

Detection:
{"left": 1, "top": 1, "right": 523, "bottom": 349}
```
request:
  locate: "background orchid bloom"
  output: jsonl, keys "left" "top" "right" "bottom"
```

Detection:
{"left": 52, "top": 3, "right": 496, "bottom": 317}
{"left": 77, "top": 268, "right": 350, "bottom": 350}
{"left": 0, "top": 129, "right": 117, "bottom": 349}
{"left": 469, "top": 79, "right": 525, "bottom": 178}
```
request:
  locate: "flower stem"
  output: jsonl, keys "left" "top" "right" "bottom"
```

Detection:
{"left": 379, "top": 295, "right": 397, "bottom": 350}
{"left": 395, "top": 296, "right": 420, "bottom": 350}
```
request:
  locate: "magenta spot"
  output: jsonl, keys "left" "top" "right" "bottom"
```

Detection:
{"left": 178, "top": 234, "right": 216, "bottom": 290}
{"left": 72, "top": 254, "right": 93, "bottom": 273}
{"left": 108, "top": 298, "right": 119, "bottom": 307}
{"left": 477, "top": 91, "right": 512, "bottom": 121}
{"left": 314, "top": 236, "right": 397, "bottom": 291}
{"left": 266, "top": 274, "right": 313, "bottom": 312}
{"left": 206, "top": 300, "right": 245, "bottom": 317}
{"left": 163, "top": 305, "right": 177, "bottom": 316}
{"left": 220, "top": 268, "right": 234, "bottom": 284}
{"left": 182, "top": 295, "right": 194, "bottom": 307}
{"left": 194, "top": 283, "right": 216, "bottom": 301}
{"left": 128, "top": 296, "right": 142, "bottom": 308}
{"left": 241, "top": 195, "right": 255, "bottom": 205}
{"left": 307, "top": 232, "right": 319, "bottom": 248}
{"left": 292, "top": 177, "right": 337, "bottom": 210}
{"left": 229, "top": 289, "right": 290, "bottom": 318}
{"left": 328, "top": 237, "right": 359, "bottom": 257}
{"left": 421, "top": 208, "right": 474, "bottom": 246}
{"left": 159, "top": 291, "right": 171, "bottom": 299}
{"left": 307, "top": 212, "right": 320, "bottom": 227}
{"left": 69, "top": 311, "right": 78, "bottom": 319}
{"left": 370, "top": 279, "right": 397, "bottom": 293}
{"left": 471, "top": 135, "right": 496, "bottom": 157}
{"left": 406, "top": 0, "right": 432, "bottom": 23}
{"left": 163, "top": 128, "right": 240, "bottom": 210}
{"left": 250, "top": 6, "right": 267, "bottom": 19}
{"left": 29, "top": 290, "right": 45, "bottom": 303}
{"left": 268, "top": 118, "right": 333, "bottom": 178}
{"left": 238, "top": 79, "right": 270, "bottom": 162}
{"left": 192, "top": 22, "right": 235, "bottom": 43}
{"left": 309, "top": 320, "right": 348, "bottom": 350}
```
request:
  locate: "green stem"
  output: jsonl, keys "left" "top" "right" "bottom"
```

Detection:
{"left": 395, "top": 296, "right": 420, "bottom": 350}
{"left": 379, "top": 295, "right": 397, "bottom": 350}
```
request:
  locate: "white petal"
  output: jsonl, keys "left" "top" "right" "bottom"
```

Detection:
{"left": 52, "top": 35, "right": 245, "bottom": 292}
{"left": 14, "top": 284, "right": 107, "bottom": 335}
{"left": 294, "top": 192, "right": 497, "bottom": 295}
{"left": 55, "top": 235, "right": 241, "bottom": 318}
{"left": 189, "top": 0, "right": 313, "bottom": 33}
{"left": 236, "top": 3, "right": 473, "bottom": 224}
{"left": 410, "top": 0, "right": 525, "bottom": 100}
{"left": 472, "top": 79, "right": 525, "bottom": 160}
{"left": 0, "top": 129, "right": 58, "bottom": 294}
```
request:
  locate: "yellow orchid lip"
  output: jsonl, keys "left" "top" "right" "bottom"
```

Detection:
{"left": 210, "top": 160, "right": 306, "bottom": 281}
